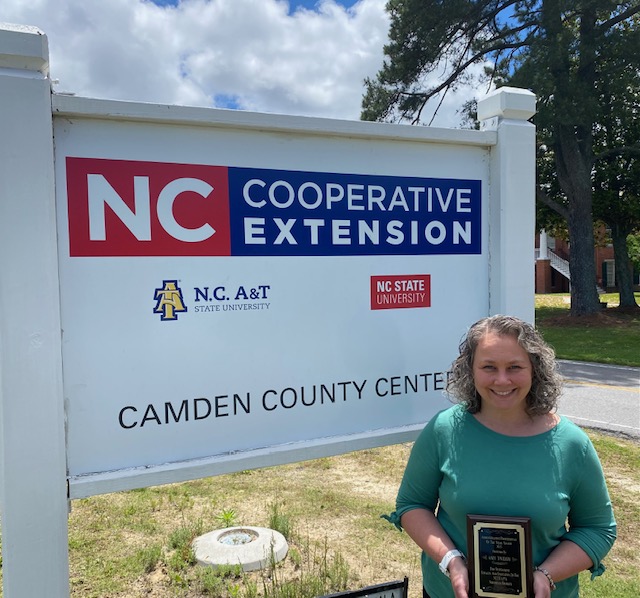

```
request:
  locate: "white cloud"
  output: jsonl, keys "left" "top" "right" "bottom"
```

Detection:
{"left": 2, "top": 0, "right": 483, "bottom": 127}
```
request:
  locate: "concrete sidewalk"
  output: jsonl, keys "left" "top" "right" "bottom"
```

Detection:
{"left": 557, "top": 360, "right": 640, "bottom": 439}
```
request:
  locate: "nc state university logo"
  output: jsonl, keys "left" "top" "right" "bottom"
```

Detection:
{"left": 65, "top": 158, "right": 231, "bottom": 256}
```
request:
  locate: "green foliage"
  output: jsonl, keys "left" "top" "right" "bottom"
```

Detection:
{"left": 288, "top": 546, "right": 303, "bottom": 569}
{"left": 167, "top": 520, "right": 202, "bottom": 571}
{"left": 259, "top": 537, "right": 351, "bottom": 598}
{"left": 362, "top": 0, "right": 640, "bottom": 127}
{"left": 168, "top": 520, "right": 202, "bottom": 550}
{"left": 134, "top": 544, "right": 163, "bottom": 574}
{"left": 199, "top": 567, "right": 226, "bottom": 595}
{"left": 324, "top": 549, "right": 350, "bottom": 591}
{"left": 197, "top": 564, "right": 244, "bottom": 596}
{"left": 216, "top": 507, "right": 239, "bottom": 528}
{"left": 363, "top": 0, "right": 640, "bottom": 315}
{"left": 628, "top": 232, "right": 640, "bottom": 270}
{"left": 268, "top": 502, "right": 292, "bottom": 540}
{"left": 588, "top": 31, "right": 640, "bottom": 305}
{"left": 167, "top": 486, "right": 195, "bottom": 512}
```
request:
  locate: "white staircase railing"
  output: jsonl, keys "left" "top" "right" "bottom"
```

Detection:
{"left": 537, "top": 249, "right": 606, "bottom": 294}
{"left": 548, "top": 250, "right": 570, "bottom": 278}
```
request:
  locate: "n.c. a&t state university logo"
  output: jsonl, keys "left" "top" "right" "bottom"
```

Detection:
{"left": 154, "top": 280, "right": 188, "bottom": 321}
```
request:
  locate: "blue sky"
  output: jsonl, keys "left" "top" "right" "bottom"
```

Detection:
{"left": 2, "top": 0, "right": 482, "bottom": 126}
{"left": 150, "top": 0, "right": 360, "bottom": 11}
{"left": 291, "top": 0, "right": 360, "bottom": 10}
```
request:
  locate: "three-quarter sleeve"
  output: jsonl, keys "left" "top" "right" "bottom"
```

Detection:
{"left": 563, "top": 437, "right": 617, "bottom": 577}
{"left": 385, "top": 415, "right": 444, "bottom": 528}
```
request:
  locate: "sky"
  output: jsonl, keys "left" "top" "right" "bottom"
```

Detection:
{"left": 2, "top": 0, "right": 484, "bottom": 127}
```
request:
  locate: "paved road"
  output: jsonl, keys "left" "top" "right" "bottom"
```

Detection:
{"left": 557, "top": 360, "right": 640, "bottom": 440}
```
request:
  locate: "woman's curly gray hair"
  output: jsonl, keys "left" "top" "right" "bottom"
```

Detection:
{"left": 446, "top": 315, "right": 563, "bottom": 415}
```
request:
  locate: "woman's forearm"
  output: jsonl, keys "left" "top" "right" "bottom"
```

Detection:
{"left": 536, "top": 540, "right": 593, "bottom": 584}
{"left": 531, "top": 540, "right": 594, "bottom": 597}
{"left": 400, "top": 508, "right": 469, "bottom": 597}
{"left": 400, "top": 508, "right": 458, "bottom": 564}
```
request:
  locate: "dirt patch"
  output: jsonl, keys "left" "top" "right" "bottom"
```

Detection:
{"left": 542, "top": 306, "right": 640, "bottom": 327}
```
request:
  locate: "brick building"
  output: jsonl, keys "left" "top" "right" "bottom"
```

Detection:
{"left": 535, "top": 229, "right": 617, "bottom": 294}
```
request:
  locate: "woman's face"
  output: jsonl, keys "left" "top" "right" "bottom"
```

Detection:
{"left": 472, "top": 331, "right": 533, "bottom": 415}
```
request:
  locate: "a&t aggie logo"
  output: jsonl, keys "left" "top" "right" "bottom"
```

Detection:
{"left": 154, "top": 280, "right": 188, "bottom": 321}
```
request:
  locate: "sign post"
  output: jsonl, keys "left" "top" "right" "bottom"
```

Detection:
{"left": 478, "top": 87, "right": 536, "bottom": 321}
{"left": 0, "top": 24, "right": 69, "bottom": 597}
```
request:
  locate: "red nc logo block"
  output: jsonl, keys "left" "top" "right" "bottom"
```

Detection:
{"left": 65, "top": 158, "right": 231, "bottom": 256}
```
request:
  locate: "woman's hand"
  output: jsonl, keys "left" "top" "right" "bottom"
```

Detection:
{"left": 533, "top": 569, "right": 552, "bottom": 598}
{"left": 448, "top": 556, "right": 469, "bottom": 598}
{"left": 533, "top": 540, "right": 594, "bottom": 596}
{"left": 400, "top": 509, "right": 471, "bottom": 597}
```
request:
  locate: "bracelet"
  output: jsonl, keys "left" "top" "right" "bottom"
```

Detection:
{"left": 438, "top": 549, "right": 465, "bottom": 578}
{"left": 534, "top": 566, "right": 557, "bottom": 591}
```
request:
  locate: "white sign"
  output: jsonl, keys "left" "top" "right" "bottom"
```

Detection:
{"left": 53, "top": 116, "right": 490, "bottom": 486}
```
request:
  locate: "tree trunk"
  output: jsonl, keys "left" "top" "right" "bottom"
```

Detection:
{"left": 555, "top": 127, "right": 601, "bottom": 316}
{"left": 611, "top": 225, "right": 640, "bottom": 309}
{"left": 543, "top": 4, "right": 603, "bottom": 316}
{"left": 566, "top": 195, "right": 601, "bottom": 314}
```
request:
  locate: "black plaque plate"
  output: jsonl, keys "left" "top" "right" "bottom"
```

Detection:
{"left": 466, "top": 515, "right": 533, "bottom": 598}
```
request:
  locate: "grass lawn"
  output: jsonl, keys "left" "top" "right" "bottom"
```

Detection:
{"left": 49, "top": 433, "right": 640, "bottom": 597}
{"left": 535, "top": 293, "right": 640, "bottom": 367}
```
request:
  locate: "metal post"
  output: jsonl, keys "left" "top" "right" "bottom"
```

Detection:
{"left": 0, "top": 23, "right": 69, "bottom": 597}
{"left": 478, "top": 87, "right": 537, "bottom": 323}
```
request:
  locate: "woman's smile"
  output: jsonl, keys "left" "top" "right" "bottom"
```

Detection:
{"left": 472, "top": 331, "right": 533, "bottom": 415}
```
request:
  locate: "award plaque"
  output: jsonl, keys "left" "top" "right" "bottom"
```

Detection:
{"left": 466, "top": 515, "right": 533, "bottom": 598}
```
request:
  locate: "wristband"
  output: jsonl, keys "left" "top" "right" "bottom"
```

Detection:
{"left": 534, "top": 566, "right": 557, "bottom": 591}
{"left": 438, "top": 549, "right": 465, "bottom": 578}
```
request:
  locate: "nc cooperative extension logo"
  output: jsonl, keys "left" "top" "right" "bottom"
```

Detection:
{"left": 64, "top": 158, "right": 482, "bottom": 257}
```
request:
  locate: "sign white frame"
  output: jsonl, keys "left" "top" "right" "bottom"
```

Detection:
{"left": 55, "top": 93, "right": 490, "bottom": 499}
{"left": 0, "top": 23, "right": 536, "bottom": 598}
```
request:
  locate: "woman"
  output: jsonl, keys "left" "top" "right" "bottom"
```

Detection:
{"left": 385, "top": 315, "right": 616, "bottom": 598}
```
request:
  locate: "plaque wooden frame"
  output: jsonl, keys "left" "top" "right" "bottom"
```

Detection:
{"left": 466, "top": 515, "right": 534, "bottom": 598}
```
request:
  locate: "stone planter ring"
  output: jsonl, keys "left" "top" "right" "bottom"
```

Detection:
{"left": 192, "top": 526, "right": 288, "bottom": 572}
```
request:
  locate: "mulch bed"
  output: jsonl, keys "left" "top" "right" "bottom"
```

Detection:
{"left": 541, "top": 305, "right": 640, "bottom": 328}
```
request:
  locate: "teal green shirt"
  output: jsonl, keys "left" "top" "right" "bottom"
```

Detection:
{"left": 387, "top": 405, "right": 616, "bottom": 598}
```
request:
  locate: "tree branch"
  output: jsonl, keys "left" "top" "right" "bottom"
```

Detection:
{"left": 398, "top": 37, "right": 532, "bottom": 107}
{"left": 537, "top": 187, "right": 570, "bottom": 220}
{"left": 459, "top": 0, "right": 522, "bottom": 39}
{"left": 593, "top": 144, "right": 640, "bottom": 164}
{"left": 597, "top": 4, "right": 640, "bottom": 32}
